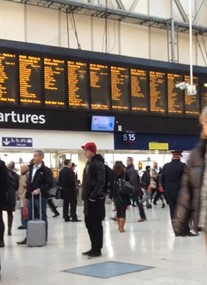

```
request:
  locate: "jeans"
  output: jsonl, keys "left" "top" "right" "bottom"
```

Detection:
{"left": 0, "top": 210, "right": 4, "bottom": 241}
{"left": 141, "top": 191, "right": 151, "bottom": 206}
{"left": 133, "top": 196, "right": 146, "bottom": 219}
{"left": 28, "top": 196, "right": 48, "bottom": 240}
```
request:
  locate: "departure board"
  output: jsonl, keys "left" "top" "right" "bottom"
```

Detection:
{"left": 0, "top": 52, "right": 17, "bottom": 105}
{"left": 19, "top": 55, "right": 42, "bottom": 106}
{"left": 130, "top": 69, "right": 148, "bottom": 112}
{"left": 150, "top": 71, "right": 166, "bottom": 114}
{"left": 44, "top": 58, "right": 65, "bottom": 107}
{"left": 167, "top": 73, "right": 184, "bottom": 116}
{"left": 201, "top": 78, "right": 207, "bottom": 108}
{"left": 111, "top": 66, "right": 130, "bottom": 111}
{"left": 184, "top": 75, "right": 199, "bottom": 116}
{"left": 90, "top": 64, "right": 110, "bottom": 111}
{"left": 68, "top": 61, "right": 89, "bottom": 109}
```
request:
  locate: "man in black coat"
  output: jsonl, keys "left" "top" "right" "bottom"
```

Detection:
{"left": 58, "top": 159, "right": 80, "bottom": 222}
{"left": 161, "top": 151, "right": 185, "bottom": 222}
{"left": 17, "top": 150, "right": 53, "bottom": 245}
{"left": 81, "top": 142, "right": 105, "bottom": 258}
{"left": 0, "top": 160, "right": 9, "bottom": 247}
{"left": 126, "top": 157, "right": 147, "bottom": 222}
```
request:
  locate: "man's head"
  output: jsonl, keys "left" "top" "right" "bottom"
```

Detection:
{"left": 64, "top": 159, "right": 72, "bottom": 168}
{"left": 81, "top": 142, "right": 97, "bottom": 159}
{"left": 171, "top": 151, "right": 182, "bottom": 160}
{"left": 33, "top": 150, "right": 44, "bottom": 165}
{"left": 146, "top": 165, "right": 151, "bottom": 171}
{"left": 127, "top": 157, "right": 133, "bottom": 166}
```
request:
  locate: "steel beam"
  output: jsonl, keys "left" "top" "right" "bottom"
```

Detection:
{"left": 129, "top": 0, "right": 140, "bottom": 13}
{"left": 115, "top": 0, "right": 125, "bottom": 10}
{"left": 173, "top": 0, "right": 189, "bottom": 22}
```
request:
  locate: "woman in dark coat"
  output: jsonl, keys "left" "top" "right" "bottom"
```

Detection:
{"left": 110, "top": 162, "right": 131, "bottom": 233}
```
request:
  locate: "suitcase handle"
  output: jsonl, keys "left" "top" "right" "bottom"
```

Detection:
{"left": 32, "top": 192, "right": 42, "bottom": 220}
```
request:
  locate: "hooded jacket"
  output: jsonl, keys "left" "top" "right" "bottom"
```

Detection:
{"left": 82, "top": 154, "right": 105, "bottom": 201}
{"left": 173, "top": 139, "right": 206, "bottom": 234}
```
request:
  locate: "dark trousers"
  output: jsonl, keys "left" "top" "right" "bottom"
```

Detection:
{"left": 168, "top": 197, "right": 177, "bottom": 220}
{"left": 0, "top": 210, "right": 4, "bottom": 242}
{"left": 117, "top": 205, "right": 127, "bottom": 218}
{"left": 85, "top": 199, "right": 105, "bottom": 253}
{"left": 63, "top": 191, "right": 77, "bottom": 220}
{"left": 28, "top": 197, "right": 48, "bottom": 239}
{"left": 154, "top": 192, "right": 167, "bottom": 204}
{"left": 133, "top": 196, "right": 146, "bottom": 219}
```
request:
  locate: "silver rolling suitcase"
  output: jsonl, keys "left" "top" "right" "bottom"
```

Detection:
{"left": 27, "top": 193, "right": 46, "bottom": 247}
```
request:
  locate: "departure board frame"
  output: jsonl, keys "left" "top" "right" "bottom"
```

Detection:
{"left": 0, "top": 39, "right": 206, "bottom": 122}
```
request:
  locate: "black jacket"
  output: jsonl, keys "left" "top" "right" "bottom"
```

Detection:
{"left": 110, "top": 172, "right": 131, "bottom": 207}
{"left": 26, "top": 162, "right": 53, "bottom": 199}
{"left": 173, "top": 139, "right": 206, "bottom": 234}
{"left": 141, "top": 170, "right": 151, "bottom": 189}
{"left": 161, "top": 159, "right": 185, "bottom": 199}
{"left": 0, "top": 160, "right": 8, "bottom": 209}
{"left": 82, "top": 154, "right": 105, "bottom": 201}
{"left": 126, "top": 165, "right": 142, "bottom": 196}
{"left": 58, "top": 167, "right": 76, "bottom": 191}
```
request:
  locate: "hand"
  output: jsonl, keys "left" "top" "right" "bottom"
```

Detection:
{"left": 89, "top": 198, "right": 96, "bottom": 202}
{"left": 32, "top": 189, "right": 41, "bottom": 195}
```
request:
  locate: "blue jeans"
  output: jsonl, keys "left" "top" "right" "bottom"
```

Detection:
{"left": 28, "top": 196, "right": 48, "bottom": 240}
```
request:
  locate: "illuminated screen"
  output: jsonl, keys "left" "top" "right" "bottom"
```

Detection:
{"left": 91, "top": 115, "right": 115, "bottom": 132}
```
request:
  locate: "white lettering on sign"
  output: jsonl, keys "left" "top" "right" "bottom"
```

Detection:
{"left": 0, "top": 111, "right": 46, "bottom": 125}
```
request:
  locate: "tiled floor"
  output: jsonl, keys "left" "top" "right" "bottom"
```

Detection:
{"left": 0, "top": 202, "right": 206, "bottom": 285}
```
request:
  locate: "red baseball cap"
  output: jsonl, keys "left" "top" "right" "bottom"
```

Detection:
{"left": 81, "top": 142, "right": 97, "bottom": 153}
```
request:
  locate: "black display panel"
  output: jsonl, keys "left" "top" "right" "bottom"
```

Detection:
{"left": 68, "top": 61, "right": 89, "bottom": 109}
{"left": 19, "top": 55, "right": 42, "bottom": 106}
{"left": 130, "top": 68, "right": 148, "bottom": 112}
{"left": 44, "top": 58, "right": 65, "bottom": 107}
{"left": 90, "top": 63, "right": 110, "bottom": 111}
{"left": 0, "top": 52, "right": 17, "bottom": 105}
{"left": 167, "top": 73, "right": 184, "bottom": 116}
{"left": 111, "top": 66, "right": 130, "bottom": 112}
{"left": 184, "top": 75, "right": 200, "bottom": 117}
{"left": 150, "top": 71, "right": 166, "bottom": 114}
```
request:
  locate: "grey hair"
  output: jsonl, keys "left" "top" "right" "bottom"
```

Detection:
{"left": 34, "top": 150, "right": 44, "bottom": 158}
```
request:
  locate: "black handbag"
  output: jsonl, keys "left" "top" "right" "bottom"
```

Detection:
{"left": 118, "top": 179, "right": 135, "bottom": 197}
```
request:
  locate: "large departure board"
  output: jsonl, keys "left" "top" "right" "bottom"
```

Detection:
{"left": 167, "top": 73, "right": 184, "bottom": 116}
{"left": 201, "top": 78, "right": 207, "bottom": 109}
{"left": 111, "top": 66, "right": 130, "bottom": 111}
{"left": 90, "top": 63, "right": 110, "bottom": 111}
{"left": 131, "top": 69, "right": 148, "bottom": 112}
{"left": 68, "top": 61, "right": 89, "bottom": 109}
{"left": 19, "top": 55, "right": 42, "bottom": 106}
{"left": 150, "top": 71, "right": 166, "bottom": 114}
{"left": 0, "top": 52, "right": 17, "bottom": 105}
{"left": 184, "top": 75, "right": 199, "bottom": 116}
{"left": 44, "top": 58, "right": 65, "bottom": 107}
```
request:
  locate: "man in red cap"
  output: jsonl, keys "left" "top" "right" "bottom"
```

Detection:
{"left": 81, "top": 142, "right": 106, "bottom": 258}
{"left": 161, "top": 151, "right": 186, "bottom": 230}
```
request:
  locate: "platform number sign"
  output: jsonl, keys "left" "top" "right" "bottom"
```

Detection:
{"left": 122, "top": 132, "right": 136, "bottom": 143}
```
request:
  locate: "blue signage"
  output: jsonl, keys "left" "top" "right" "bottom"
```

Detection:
{"left": 2, "top": 137, "right": 33, "bottom": 147}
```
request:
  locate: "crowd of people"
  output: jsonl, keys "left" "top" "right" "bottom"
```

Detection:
{"left": 1, "top": 107, "right": 207, "bottom": 257}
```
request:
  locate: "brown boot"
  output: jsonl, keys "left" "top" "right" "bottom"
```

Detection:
{"left": 119, "top": 218, "right": 126, "bottom": 233}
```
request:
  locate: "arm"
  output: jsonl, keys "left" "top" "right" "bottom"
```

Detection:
{"left": 89, "top": 161, "right": 105, "bottom": 200}
{"left": 34, "top": 168, "right": 53, "bottom": 196}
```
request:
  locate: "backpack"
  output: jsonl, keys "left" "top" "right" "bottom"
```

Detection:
{"left": 104, "top": 164, "right": 113, "bottom": 194}
{"left": 8, "top": 169, "right": 19, "bottom": 192}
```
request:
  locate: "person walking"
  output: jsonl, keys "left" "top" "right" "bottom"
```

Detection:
{"left": 58, "top": 159, "right": 80, "bottom": 222}
{"left": 17, "top": 150, "right": 53, "bottom": 245}
{"left": 161, "top": 151, "right": 185, "bottom": 223}
{"left": 110, "top": 162, "right": 131, "bottom": 232}
{"left": 81, "top": 142, "right": 105, "bottom": 258}
{"left": 126, "top": 157, "right": 147, "bottom": 222}
{"left": 141, "top": 166, "right": 152, "bottom": 209}
{"left": 4, "top": 161, "right": 19, "bottom": 236}
{"left": 0, "top": 159, "right": 9, "bottom": 247}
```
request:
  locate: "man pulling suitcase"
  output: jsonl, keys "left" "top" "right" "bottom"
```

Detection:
{"left": 17, "top": 150, "right": 53, "bottom": 245}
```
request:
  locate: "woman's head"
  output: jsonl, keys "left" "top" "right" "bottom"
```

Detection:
{"left": 199, "top": 106, "right": 207, "bottom": 138}
{"left": 113, "top": 162, "right": 125, "bottom": 176}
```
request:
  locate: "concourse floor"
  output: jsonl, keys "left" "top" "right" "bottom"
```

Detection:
{"left": 0, "top": 202, "right": 206, "bottom": 285}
